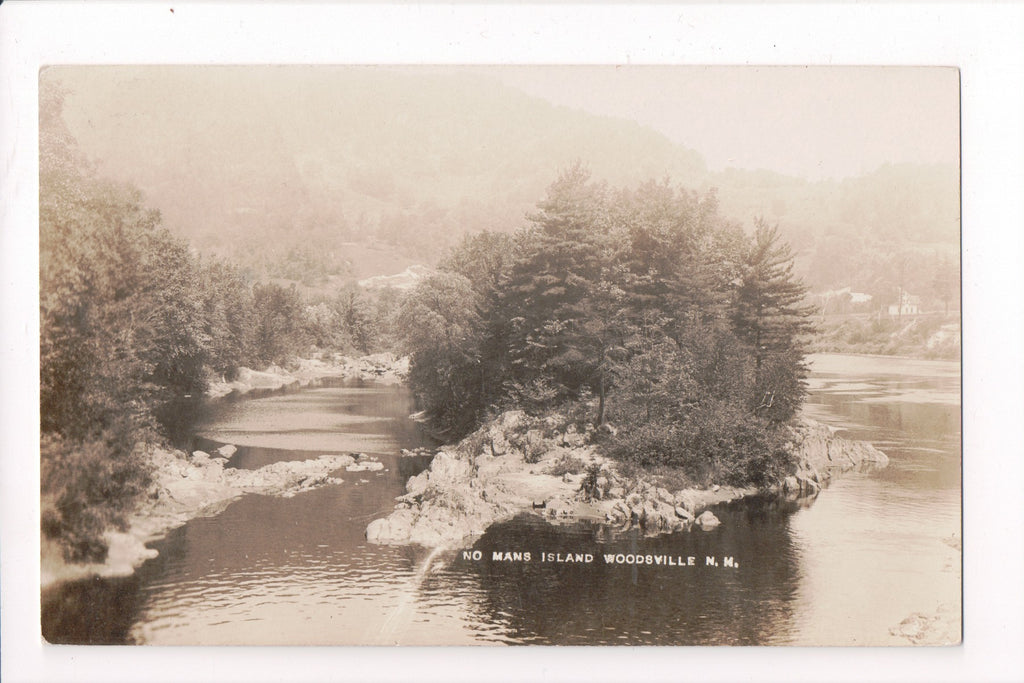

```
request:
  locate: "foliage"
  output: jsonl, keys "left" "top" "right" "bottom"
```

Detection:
{"left": 579, "top": 463, "right": 605, "bottom": 501}
{"left": 251, "top": 282, "right": 312, "bottom": 366}
{"left": 39, "top": 84, "right": 392, "bottom": 562}
{"left": 397, "top": 272, "right": 484, "bottom": 437}
{"left": 402, "top": 165, "right": 811, "bottom": 486}
{"left": 546, "top": 453, "right": 587, "bottom": 477}
{"left": 40, "top": 423, "right": 154, "bottom": 562}
{"left": 810, "top": 312, "right": 960, "bottom": 360}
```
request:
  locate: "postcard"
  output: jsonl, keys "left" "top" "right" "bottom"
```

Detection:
{"left": 3, "top": 3, "right": 1021, "bottom": 683}
{"left": 36, "top": 62, "right": 961, "bottom": 648}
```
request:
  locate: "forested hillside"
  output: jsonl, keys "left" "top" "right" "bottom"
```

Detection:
{"left": 39, "top": 85, "right": 394, "bottom": 562}
{"left": 47, "top": 66, "right": 959, "bottom": 312}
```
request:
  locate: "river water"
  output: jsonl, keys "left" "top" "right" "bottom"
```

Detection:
{"left": 41, "top": 354, "right": 961, "bottom": 646}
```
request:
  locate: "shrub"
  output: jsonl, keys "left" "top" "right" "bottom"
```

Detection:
{"left": 546, "top": 453, "right": 587, "bottom": 477}
{"left": 579, "top": 463, "right": 604, "bottom": 501}
{"left": 40, "top": 421, "right": 153, "bottom": 562}
{"left": 603, "top": 401, "right": 795, "bottom": 489}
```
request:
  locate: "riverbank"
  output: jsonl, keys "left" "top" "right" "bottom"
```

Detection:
{"left": 41, "top": 448, "right": 366, "bottom": 589}
{"left": 205, "top": 352, "right": 409, "bottom": 398}
{"left": 42, "top": 352, "right": 409, "bottom": 589}
{"left": 808, "top": 313, "right": 960, "bottom": 360}
{"left": 366, "top": 412, "right": 889, "bottom": 549}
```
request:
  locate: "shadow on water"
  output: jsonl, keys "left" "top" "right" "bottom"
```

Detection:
{"left": 42, "top": 575, "right": 143, "bottom": 644}
{"left": 44, "top": 354, "right": 960, "bottom": 645}
{"left": 431, "top": 496, "right": 806, "bottom": 645}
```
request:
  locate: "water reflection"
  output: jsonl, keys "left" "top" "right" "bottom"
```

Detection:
{"left": 159, "top": 377, "right": 431, "bottom": 457}
{"left": 452, "top": 501, "right": 802, "bottom": 645}
{"left": 44, "top": 355, "right": 961, "bottom": 645}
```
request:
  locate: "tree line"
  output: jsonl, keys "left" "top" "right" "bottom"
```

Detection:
{"left": 39, "top": 88, "right": 391, "bottom": 562}
{"left": 399, "top": 164, "right": 814, "bottom": 488}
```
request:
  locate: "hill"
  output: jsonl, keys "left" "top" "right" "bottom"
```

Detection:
{"left": 43, "top": 65, "right": 959, "bottom": 310}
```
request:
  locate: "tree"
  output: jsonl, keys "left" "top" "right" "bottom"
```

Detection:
{"left": 931, "top": 253, "right": 958, "bottom": 316}
{"left": 399, "top": 272, "right": 485, "bottom": 437}
{"left": 200, "top": 259, "right": 256, "bottom": 379}
{"left": 252, "top": 282, "right": 309, "bottom": 365}
{"left": 730, "top": 218, "right": 815, "bottom": 421}
{"left": 500, "top": 163, "right": 615, "bottom": 410}
{"left": 732, "top": 219, "right": 815, "bottom": 364}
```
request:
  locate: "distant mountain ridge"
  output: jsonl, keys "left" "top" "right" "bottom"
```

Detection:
{"left": 45, "top": 66, "right": 959, "bottom": 305}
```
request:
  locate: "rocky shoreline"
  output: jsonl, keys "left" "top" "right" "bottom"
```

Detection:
{"left": 206, "top": 352, "right": 409, "bottom": 398}
{"left": 41, "top": 448, "right": 361, "bottom": 589}
{"left": 366, "top": 412, "right": 889, "bottom": 549}
{"left": 42, "top": 353, "right": 408, "bottom": 589}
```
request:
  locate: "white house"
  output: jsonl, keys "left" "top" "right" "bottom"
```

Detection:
{"left": 888, "top": 292, "right": 922, "bottom": 316}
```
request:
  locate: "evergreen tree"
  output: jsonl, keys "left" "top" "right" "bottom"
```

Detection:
{"left": 730, "top": 218, "right": 815, "bottom": 421}
{"left": 501, "top": 163, "right": 614, "bottom": 408}
{"left": 731, "top": 218, "right": 815, "bottom": 366}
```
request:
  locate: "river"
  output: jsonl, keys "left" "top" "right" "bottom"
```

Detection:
{"left": 41, "top": 354, "right": 961, "bottom": 645}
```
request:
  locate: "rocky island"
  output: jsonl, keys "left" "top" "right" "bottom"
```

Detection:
{"left": 366, "top": 410, "right": 888, "bottom": 548}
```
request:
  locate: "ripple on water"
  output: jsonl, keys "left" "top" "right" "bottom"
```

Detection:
{"left": 50, "top": 363, "right": 960, "bottom": 645}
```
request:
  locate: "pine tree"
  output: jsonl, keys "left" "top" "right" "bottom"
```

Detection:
{"left": 731, "top": 219, "right": 815, "bottom": 366}
{"left": 730, "top": 218, "right": 815, "bottom": 422}
{"left": 500, "top": 163, "right": 614, "bottom": 408}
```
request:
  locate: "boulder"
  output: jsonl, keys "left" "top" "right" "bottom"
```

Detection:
{"left": 190, "top": 450, "right": 212, "bottom": 465}
{"left": 366, "top": 508, "right": 415, "bottom": 543}
{"left": 674, "top": 505, "right": 695, "bottom": 523}
{"left": 216, "top": 444, "right": 237, "bottom": 458}
{"left": 346, "top": 460, "right": 385, "bottom": 472}
{"left": 428, "top": 451, "right": 473, "bottom": 485}
{"left": 405, "top": 471, "right": 430, "bottom": 497}
{"left": 696, "top": 510, "right": 721, "bottom": 530}
{"left": 560, "top": 425, "right": 586, "bottom": 448}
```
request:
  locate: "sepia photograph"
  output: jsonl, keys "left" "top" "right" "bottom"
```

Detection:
{"left": 36, "top": 64, "right": 962, "bottom": 647}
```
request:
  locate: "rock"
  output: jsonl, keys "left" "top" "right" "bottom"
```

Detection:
{"left": 560, "top": 425, "right": 586, "bottom": 448}
{"left": 366, "top": 509, "right": 415, "bottom": 543}
{"left": 674, "top": 505, "right": 695, "bottom": 523}
{"left": 640, "top": 500, "right": 666, "bottom": 531}
{"left": 597, "top": 423, "right": 618, "bottom": 437}
{"left": 783, "top": 476, "right": 800, "bottom": 493}
{"left": 405, "top": 471, "right": 430, "bottom": 497}
{"left": 190, "top": 450, "right": 212, "bottom": 465}
{"left": 365, "top": 517, "right": 388, "bottom": 542}
{"left": 429, "top": 451, "right": 473, "bottom": 485}
{"left": 346, "top": 461, "right": 384, "bottom": 472}
{"left": 711, "top": 484, "right": 721, "bottom": 492}
{"left": 216, "top": 444, "right": 237, "bottom": 458}
{"left": 796, "top": 474, "right": 820, "bottom": 493}
{"left": 696, "top": 510, "right": 721, "bottom": 530}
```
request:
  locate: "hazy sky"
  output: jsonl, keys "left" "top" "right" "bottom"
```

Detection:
{"left": 478, "top": 66, "right": 960, "bottom": 180}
